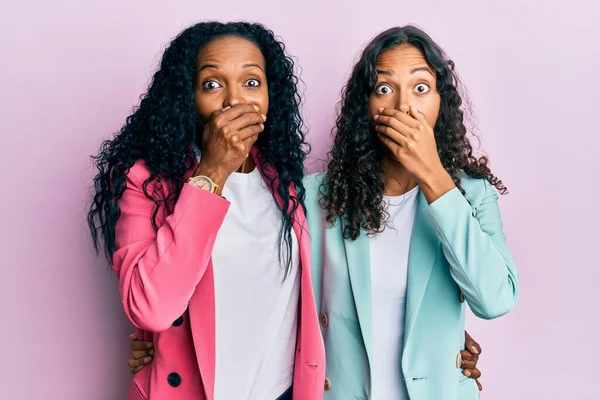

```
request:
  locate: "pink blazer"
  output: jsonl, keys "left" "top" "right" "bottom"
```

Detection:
{"left": 114, "top": 147, "right": 325, "bottom": 400}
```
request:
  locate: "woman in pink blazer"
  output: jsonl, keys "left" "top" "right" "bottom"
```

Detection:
{"left": 88, "top": 22, "right": 324, "bottom": 400}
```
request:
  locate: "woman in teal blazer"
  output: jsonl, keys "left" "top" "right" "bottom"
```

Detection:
{"left": 305, "top": 26, "right": 518, "bottom": 399}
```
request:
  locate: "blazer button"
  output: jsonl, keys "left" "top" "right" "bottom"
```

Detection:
{"left": 459, "top": 291, "right": 465, "bottom": 303}
{"left": 324, "top": 377, "right": 331, "bottom": 391}
{"left": 172, "top": 316, "right": 184, "bottom": 327}
{"left": 456, "top": 353, "right": 462, "bottom": 369}
{"left": 168, "top": 372, "right": 182, "bottom": 387}
{"left": 320, "top": 312, "right": 328, "bottom": 327}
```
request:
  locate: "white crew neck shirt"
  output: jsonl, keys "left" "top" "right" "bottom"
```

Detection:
{"left": 370, "top": 185, "right": 420, "bottom": 400}
{"left": 211, "top": 167, "right": 300, "bottom": 400}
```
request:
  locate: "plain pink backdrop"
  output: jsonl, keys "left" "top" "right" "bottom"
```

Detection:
{"left": 1, "top": 0, "right": 598, "bottom": 399}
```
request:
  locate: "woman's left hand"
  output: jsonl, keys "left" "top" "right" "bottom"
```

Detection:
{"left": 461, "top": 331, "right": 483, "bottom": 391}
{"left": 374, "top": 106, "right": 455, "bottom": 202}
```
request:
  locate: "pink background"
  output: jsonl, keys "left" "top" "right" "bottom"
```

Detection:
{"left": 1, "top": 0, "right": 598, "bottom": 399}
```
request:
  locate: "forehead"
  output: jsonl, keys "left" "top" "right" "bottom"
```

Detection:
{"left": 376, "top": 44, "right": 431, "bottom": 72}
{"left": 197, "top": 36, "right": 265, "bottom": 66}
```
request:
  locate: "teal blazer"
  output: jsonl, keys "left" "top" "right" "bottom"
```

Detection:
{"left": 304, "top": 173, "right": 519, "bottom": 400}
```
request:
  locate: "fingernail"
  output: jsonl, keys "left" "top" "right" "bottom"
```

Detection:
{"left": 261, "top": 114, "right": 267, "bottom": 121}
{"left": 374, "top": 115, "right": 379, "bottom": 120}
{"left": 146, "top": 343, "right": 153, "bottom": 349}
{"left": 222, "top": 106, "right": 231, "bottom": 111}
{"left": 464, "top": 370, "right": 472, "bottom": 377}
{"left": 378, "top": 107, "right": 384, "bottom": 113}
{"left": 149, "top": 349, "right": 154, "bottom": 355}
{"left": 253, "top": 105, "right": 259, "bottom": 111}
{"left": 471, "top": 346, "right": 479, "bottom": 354}
{"left": 143, "top": 357, "right": 151, "bottom": 363}
{"left": 260, "top": 123, "right": 264, "bottom": 130}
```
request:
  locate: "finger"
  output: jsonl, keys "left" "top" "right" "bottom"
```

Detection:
{"left": 460, "top": 350, "right": 473, "bottom": 361}
{"left": 128, "top": 358, "right": 145, "bottom": 369}
{"left": 377, "top": 132, "right": 405, "bottom": 158}
{"left": 219, "top": 104, "right": 261, "bottom": 122}
{"left": 374, "top": 125, "right": 410, "bottom": 147}
{"left": 464, "top": 331, "right": 482, "bottom": 356}
{"left": 470, "top": 368, "right": 482, "bottom": 380}
{"left": 374, "top": 114, "right": 414, "bottom": 138}
{"left": 476, "top": 379, "right": 483, "bottom": 391}
{"left": 131, "top": 365, "right": 144, "bottom": 374}
{"left": 378, "top": 107, "right": 420, "bottom": 129}
{"left": 241, "top": 133, "right": 259, "bottom": 150}
{"left": 461, "top": 359, "right": 477, "bottom": 370}
{"left": 227, "top": 112, "right": 266, "bottom": 134}
{"left": 464, "top": 330, "right": 472, "bottom": 342}
{"left": 132, "top": 349, "right": 152, "bottom": 360}
{"left": 210, "top": 106, "right": 231, "bottom": 118}
{"left": 409, "top": 106, "right": 434, "bottom": 135}
{"left": 460, "top": 350, "right": 479, "bottom": 362}
{"left": 236, "top": 123, "right": 265, "bottom": 142}
{"left": 129, "top": 355, "right": 153, "bottom": 368}
{"left": 206, "top": 107, "right": 231, "bottom": 125}
{"left": 131, "top": 340, "right": 153, "bottom": 350}
{"left": 128, "top": 332, "right": 138, "bottom": 340}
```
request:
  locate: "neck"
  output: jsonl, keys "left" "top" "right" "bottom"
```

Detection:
{"left": 237, "top": 156, "right": 256, "bottom": 174}
{"left": 381, "top": 155, "right": 418, "bottom": 196}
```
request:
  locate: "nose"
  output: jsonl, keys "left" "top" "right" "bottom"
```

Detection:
{"left": 396, "top": 90, "right": 410, "bottom": 114}
{"left": 223, "top": 86, "right": 244, "bottom": 108}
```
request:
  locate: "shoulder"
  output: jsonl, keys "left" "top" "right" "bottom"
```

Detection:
{"left": 302, "top": 172, "right": 328, "bottom": 193}
{"left": 123, "top": 160, "right": 172, "bottom": 198}
{"left": 125, "top": 160, "right": 151, "bottom": 187}
{"left": 302, "top": 172, "right": 329, "bottom": 219}
{"left": 303, "top": 172, "right": 330, "bottom": 204}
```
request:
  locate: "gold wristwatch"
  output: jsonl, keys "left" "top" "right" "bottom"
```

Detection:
{"left": 187, "top": 175, "right": 222, "bottom": 196}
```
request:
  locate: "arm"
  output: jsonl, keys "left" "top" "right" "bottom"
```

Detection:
{"left": 423, "top": 179, "right": 519, "bottom": 319}
{"left": 113, "top": 164, "right": 229, "bottom": 332}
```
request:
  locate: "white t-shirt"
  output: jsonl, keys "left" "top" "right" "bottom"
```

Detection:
{"left": 370, "top": 185, "right": 419, "bottom": 400}
{"left": 211, "top": 167, "right": 300, "bottom": 400}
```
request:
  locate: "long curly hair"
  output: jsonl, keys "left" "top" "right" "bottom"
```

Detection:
{"left": 88, "top": 21, "right": 308, "bottom": 275}
{"left": 323, "top": 25, "right": 506, "bottom": 240}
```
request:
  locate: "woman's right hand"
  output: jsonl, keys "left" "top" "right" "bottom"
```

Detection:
{"left": 127, "top": 333, "right": 154, "bottom": 374}
{"left": 194, "top": 104, "right": 266, "bottom": 188}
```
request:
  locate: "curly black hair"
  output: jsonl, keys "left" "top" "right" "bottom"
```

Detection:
{"left": 87, "top": 21, "right": 308, "bottom": 276}
{"left": 323, "top": 25, "right": 506, "bottom": 240}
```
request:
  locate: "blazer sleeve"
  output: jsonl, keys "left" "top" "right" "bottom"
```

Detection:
{"left": 112, "top": 164, "right": 229, "bottom": 332}
{"left": 422, "top": 179, "right": 519, "bottom": 319}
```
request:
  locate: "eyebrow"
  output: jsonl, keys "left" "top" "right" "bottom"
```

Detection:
{"left": 199, "top": 64, "right": 219, "bottom": 72}
{"left": 198, "top": 63, "right": 265, "bottom": 72}
{"left": 242, "top": 63, "right": 264, "bottom": 72}
{"left": 376, "top": 67, "right": 435, "bottom": 77}
{"left": 410, "top": 67, "right": 435, "bottom": 76}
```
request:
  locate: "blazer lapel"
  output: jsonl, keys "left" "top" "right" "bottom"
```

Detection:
{"left": 404, "top": 191, "right": 439, "bottom": 346}
{"left": 342, "top": 224, "right": 373, "bottom": 367}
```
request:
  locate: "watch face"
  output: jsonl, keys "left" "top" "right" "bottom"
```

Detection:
{"left": 197, "top": 179, "right": 213, "bottom": 191}
{"left": 191, "top": 176, "right": 214, "bottom": 192}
